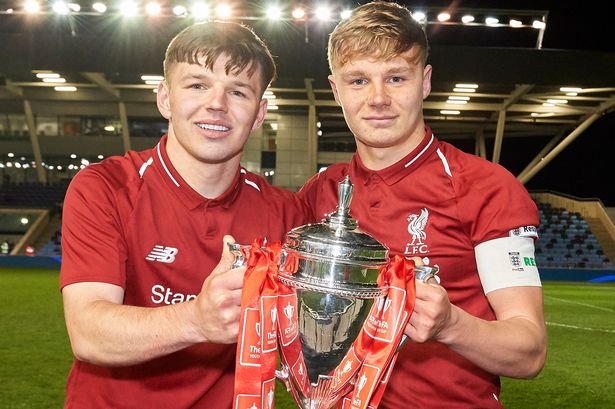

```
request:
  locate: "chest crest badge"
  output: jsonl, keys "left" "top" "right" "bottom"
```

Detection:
{"left": 404, "top": 208, "right": 429, "bottom": 256}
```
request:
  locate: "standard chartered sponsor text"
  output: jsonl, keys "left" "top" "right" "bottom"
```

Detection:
{"left": 151, "top": 284, "right": 197, "bottom": 304}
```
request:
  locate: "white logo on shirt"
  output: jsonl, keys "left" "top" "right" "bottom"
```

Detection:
{"left": 145, "top": 245, "right": 178, "bottom": 263}
{"left": 509, "top": 226, "right": 538, "bottom": 239}
{"left": 405, "top": 208, "right": 430, "bottom": 255}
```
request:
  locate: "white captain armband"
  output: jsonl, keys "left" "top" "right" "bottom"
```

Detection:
{"left": 475, "top": 235, "right": 542, "bottom": 294}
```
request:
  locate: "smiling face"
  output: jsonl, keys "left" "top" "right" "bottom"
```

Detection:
{"left": 157, "top": 54, "right": 268, "bottom": 170}
{"left": 328, "top": 47, "right": 432, "bottom": 169}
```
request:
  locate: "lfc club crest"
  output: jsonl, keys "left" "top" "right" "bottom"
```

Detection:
{"left": 404, "top": 208, "right": 429, "bottom": 255}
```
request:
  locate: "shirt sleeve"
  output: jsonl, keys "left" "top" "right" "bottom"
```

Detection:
{"left": 59, "top": 169, "right": 128, "bottom": 290}
{"left": 455, "top": 158, "right": 539, "bottom": 246}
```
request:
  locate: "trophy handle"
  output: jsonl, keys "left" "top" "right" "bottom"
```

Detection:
{"left": 395, "top": 265, "right": 440, "bottom": 353}
{"left": 228, "top": 242, "right": 287, "bottom": 269}
{"left": 414, "top": 265, "right": 440, "bottom": 284}
{"left": 228, "top": 242, "right": 251, "bottom": 268}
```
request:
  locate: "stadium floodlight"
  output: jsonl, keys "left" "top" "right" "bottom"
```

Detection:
{"left": 145, "top": 80, "right": 161, "bottom": 85}
{"left": 448, "top": 96, "right": 470, "bottom": 101}
{"left": 560, "top": 87, "right": 582, "bottom": 93}
{"left": 314, "top": 6, "right": 331, "bottom": 21}
{"left": 291, "top": 7, "right": 305, "bottom": 19}
{"left": 547, "top": 99, "right": 568, "bottom": 104}
{"left": 21, "top": 218, "right": 29, "bottom": 225}
{"left": 92, "top": 2, "right": 107, "bottom": 13}
{"left": 440, "top": 110, "right": 460, "bottom": 115}
{"left": 532, "top": 20, "right": 546, "bottom": 29}
{"left": 55, "top": 86, "right": 77, "bottom": 91}
{"left": 52, "top": 1, "right": 70, "bottom": 15}
{"left": 437, "top": 12, "right": 450, "bottom": 22}
{"left": 172, "top": 5, "right": 187, "bottom": 16}
{"left": 191, "top": 2, "right": 208, "bottom": 20}
{"left": 120, "top": 1, "right": 138, "bottom": 17}
{"left": 42, "top": 77, "right": 67, "bottom": 83}
{"left": 340, "top": 9, "right": 351, "bottom": 20}
{"left": 411, "top": 11, "right": 426, "bottom": 23}
{"left": 98, "top": 154, "right": 104, "bottom": 159}
{"left": 36, "top": 72, "right": 60, "bottom": 79}
{"left": 485, "top": 17, "right": 499, "bottom": 26}
{"left": 453, "top": 88, "right": 476, "bottom": 93}
{"left": 70, "top": 153, "right": 77, "bottom": 158}
{"left": 446, "top": 100, "right": 467, "bottom": 104}
{"left": 145, "top": 2, "right": 161, "bottom": 16}
{"left": 509, "top": 19, "right": 523, "bottom": 28}
{"left": 24, "top": 0, "right": 40, "bottom": 13}
{"left": 266, "top": 5, "right": 281, "bottom": 20}
{"left": 68, "top": 2, "right": 80, "bottom": 12}
{"left": 455, "top": 83, "right": 478, "bottom": 88}
{"left": 7, "top": 152, "right": 14, "bottom": 158}
{"left": 215, "top": 3, "right": 232, "bottom": 19}
{"left": 461, "top": 14, "right": 475, "bottom": 24}
{"left": 141, "top": 75, "right": 164, "bottom": 81}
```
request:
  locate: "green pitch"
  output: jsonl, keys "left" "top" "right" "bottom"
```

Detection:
{"left": 1, "top": 268, "right": 613, "bottom": 408}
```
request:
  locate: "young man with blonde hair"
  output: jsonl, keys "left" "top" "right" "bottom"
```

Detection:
{"left": 60, "top": 21, "right": 306, "bottom": 408}
{"left": 299, "top": 2, "right": 547, "bottom": 407}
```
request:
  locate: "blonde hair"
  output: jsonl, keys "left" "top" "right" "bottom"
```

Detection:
{"left": 328, "top": 1, "right": 429, "bottom": 71}
{"left": 163, "top": 21, "right": 276, "bottom": 95}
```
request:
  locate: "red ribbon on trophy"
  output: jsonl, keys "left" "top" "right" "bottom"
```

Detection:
{"left": 233, "top": 243, "right": 416, "bottom": 409}
{"left": 337, "top": 255, "right": 416, "bottom": 409}
{"left": 233, "top": 240, "right": 281, "bottom": 409}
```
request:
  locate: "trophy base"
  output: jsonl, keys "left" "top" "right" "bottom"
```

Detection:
{"left": 277, "top": 365, "right": 355, "bottom": 409}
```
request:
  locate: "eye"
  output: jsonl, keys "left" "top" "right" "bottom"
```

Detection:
{"left": 230, "top": 90, "right": 246, "bottom": 97}
{"left": 351, "top": 79, "right": 367, "bottom": 86}
{"left": 390, "top": 76, "right": 404, "bottom": 83}
{"left": 189, "top": 83, "right": 204, "bottom": 90}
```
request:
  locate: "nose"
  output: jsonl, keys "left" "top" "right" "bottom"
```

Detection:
{"left": 367, "top": 82, "right": 391, "bottom": 107}
{"left": 205, "top": 85, "right": 228, "bottom": 112}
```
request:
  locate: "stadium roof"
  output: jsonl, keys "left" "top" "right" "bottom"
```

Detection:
{"left": 1, "top": 0, "right": 614, "bottom": 189}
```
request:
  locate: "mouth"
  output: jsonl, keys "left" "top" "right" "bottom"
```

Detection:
{"left": 195, "top": 122, "right": 231, "bottom": 132}
{"left": 363, "top": 116, "right": 398, "bottom": 126}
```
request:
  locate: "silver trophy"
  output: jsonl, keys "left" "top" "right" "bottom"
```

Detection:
{"left": 231, "top": 176, "right": 437, "bottom": 409}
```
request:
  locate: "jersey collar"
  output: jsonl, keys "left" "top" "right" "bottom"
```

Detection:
{"left": 349, "top": 126, "right": 438, "bottom": 186}
{"left": 152, "top": 135, "right": 242, "bottom": 210}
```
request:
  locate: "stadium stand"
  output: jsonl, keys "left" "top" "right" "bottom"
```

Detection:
{"left": 535, "top": 202, "right": 615, "bottom": 270}
{"left": 0, "top": 181, "right": 69, "bottom": 209}
{"left": 36, "top": 225, "right": 62, "bottom": 257}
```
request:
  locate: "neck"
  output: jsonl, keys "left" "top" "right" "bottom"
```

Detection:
{"left": 357, "top": 127, "right": 427, "bottom": 171}
{"left": 165, "top": 138, "right": 241, "bottom": 199}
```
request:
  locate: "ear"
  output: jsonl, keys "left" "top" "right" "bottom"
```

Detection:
{"left": 157, "top": 81, "right": 171, "bottom": 120}
{"left": 328, "top": 74, "right": 342, "bottom": 106}
{"left": 251, "top": 98, "right": 269, "bottom": 131}
{"left": 422, "top": 64, "right": 432, "bottom": 100}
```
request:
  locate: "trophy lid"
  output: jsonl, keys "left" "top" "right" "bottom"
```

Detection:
{"left": 284, "top": 176, "right": 388, "bottom": 266}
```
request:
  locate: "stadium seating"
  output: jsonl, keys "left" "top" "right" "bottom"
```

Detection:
{"left": 0, "top": 181, "right": 69, "bottom": 209}
{"left": 535, "top": 202, "right": 615, "bottom": 269}
{"left": 37, "top": 225, "right": 62, "bottom": 257}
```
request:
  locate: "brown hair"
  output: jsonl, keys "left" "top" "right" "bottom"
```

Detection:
{"left": 328, "top": 1, "right": 429, "bottom": 71}
{"left": 163, "top": 21, "right": 276, "bottom": 95}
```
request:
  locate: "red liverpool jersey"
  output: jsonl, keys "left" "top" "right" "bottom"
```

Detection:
{"left": 60, "top": 135, "right": 307, "bottom": 409}
{"left": 298, "top": 128, "right": 539, "bottom": 408}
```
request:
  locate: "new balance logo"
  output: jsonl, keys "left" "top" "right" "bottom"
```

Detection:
{"left": 145, "top": 245, "right": 178, "bottom": 263}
